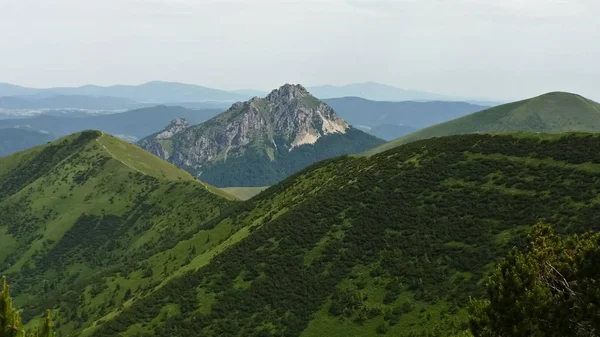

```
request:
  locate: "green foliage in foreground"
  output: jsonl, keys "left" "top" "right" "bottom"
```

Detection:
{"left": 1, "top": 276, "right": 55, "bottom": 337}
{"left": 88, "top": 133, "right": 600, "bottom": 337}
{"left": 470, "top": 223, "right": 600, "bottom": 337}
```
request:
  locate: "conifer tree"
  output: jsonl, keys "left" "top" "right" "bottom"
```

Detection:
{"left": 469, "top": 224, "right": 600, "bottom": 337}
{"left": 0, "top": 276, "right": 56, "bottom": 337}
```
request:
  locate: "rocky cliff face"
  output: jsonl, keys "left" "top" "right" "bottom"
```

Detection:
{"left": 155, "top": 118, "right": 190, "bottom": 140}
{"left": 140, "top": 84, "right": 383, "bottom": 187}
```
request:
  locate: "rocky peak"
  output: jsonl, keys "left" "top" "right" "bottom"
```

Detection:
{"left": 155, "top": 118, "right": 190, "bottom": 139}
{"left": 140, "top": 84, "right": 354, "bottom": 174}
{"left": 266, "top": 84, "right": 310, "bottom": 103}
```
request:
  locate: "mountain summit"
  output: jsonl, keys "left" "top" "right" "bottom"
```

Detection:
{"left": 140, "top": 84, "right": 383, "bottom": 187}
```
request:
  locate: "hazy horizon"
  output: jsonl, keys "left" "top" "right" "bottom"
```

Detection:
{"left": 2, "top": 0, "right": 598, "bottom": 101}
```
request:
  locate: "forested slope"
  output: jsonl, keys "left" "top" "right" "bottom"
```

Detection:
{"left": 90, "top": 133, "right": 600, "bottom": 337}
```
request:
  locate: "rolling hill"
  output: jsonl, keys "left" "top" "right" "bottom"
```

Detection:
{"left": 80, "top": 132, "right": 600, "bottom": 337}
{"left": 368, "top": 91, "right": 600, "bottom": 155}
{"left": 0, "top": 130, "right": 239, "bottom": 335}
{"left": 0, "top": 128, "right": 55, "bottom": 157}
{"left": 140, "top": 84, "right": 385, "bottom": 187}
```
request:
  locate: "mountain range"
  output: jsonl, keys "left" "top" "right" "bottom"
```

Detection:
{"left": 0, "top": 81, "right": 500, "bottom": 106}
{"left": 0, "top": 106, "right": 221, "bottom": 141}
{"left": 0, "top": 96, "right": 488, "bottom": 158}
{"left": 0, "top": 95, "right": 137, "bottom": 110}
{"left": 140, "top": 84, "right": 384, "bottom": 187}
{"left": 323, "top": 97, "right": 487, "bottom": 139}
{"left": 309, "top": 82, "right": 496, "bottom": 103}
{"left": 1, "top": 86, "right": 600, "bottom": 336}
{"left": 0, "top": 81, "right": 249, "bottom": 103}
{"left": 0, "top": 96, "right": 489, "bottom": 141}
{"left": 4, "top": 129, "right": 600, "bottom": 337}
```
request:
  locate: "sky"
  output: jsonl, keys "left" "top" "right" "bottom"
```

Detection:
{"left": 1, "top": 0, "right": 599, "bottom": 101}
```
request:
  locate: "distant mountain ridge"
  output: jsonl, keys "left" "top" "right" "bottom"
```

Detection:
{"left": 0, "top": 105, "right": 221, "bottom": 140}
{"left": 0, "top": 94, "right": 136, "bottom": 110}
{"left": 140, "top": 84, "right": 384, "bottom": 187}
{"left": 309, "top": 82, "right": 499, "bottom": 103}
{"left": 0, "top": 81, "right": 248, "bottom": 103}
{"left": 0, "top": 127, "right": 55, "bottom": 156}
{"left": 323, "top": 96, "right": 488, "bottom": 140}
{"left": 309, "top": 82, "right": 453, "bottom": 101}
{"left": 0, "top": 81, "right": 498, "bottom": 105}
{"left": 368, "top": 91, "right": 600, "bottom": 155}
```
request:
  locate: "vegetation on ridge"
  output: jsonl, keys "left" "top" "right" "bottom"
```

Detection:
{"left": 86, "top": 132, "right": 600, "bottom": 337}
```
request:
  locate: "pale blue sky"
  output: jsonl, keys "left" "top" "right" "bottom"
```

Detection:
{"left": 1, "top": 0, "right": 598, "bottom": 100}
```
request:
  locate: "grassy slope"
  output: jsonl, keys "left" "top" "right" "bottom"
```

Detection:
{"left": 367, "top": 92, "right": 600, "bottom": 155}
{"left": 0, "top": 131, "right": 236, "bottom": 336}
{"left": 221, "top": 187, "right": 269, "bottom": 200}
{"left": 99, "top": 133, "right": 234, "bottom": 199}
{"left": 91, "top": 132, "right": 600, "bottom": 337}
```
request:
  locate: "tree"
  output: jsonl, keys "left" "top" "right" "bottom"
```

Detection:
{"left": 0, "top": 276, "right": 56, "bottom": 337}
{"left": 469, "top": 223, "right": 600, "bottom": 337}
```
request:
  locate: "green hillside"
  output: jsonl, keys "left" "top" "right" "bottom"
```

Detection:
{"left": 86, "top": 132, "right": 600, "bottom": 337}
{"left": 221, "top": 186, "right": 268, "bottom": 200}
{"left": 368, "top": 92, "right": 600, "bottom": 155}
{"left": 0, "top": 130, "right": 237, "bottom": 335}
